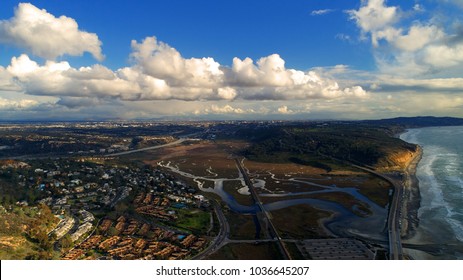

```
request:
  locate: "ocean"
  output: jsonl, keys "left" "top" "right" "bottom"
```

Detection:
{"left": 401, "top": 126, "right": 463, "bottom": 259}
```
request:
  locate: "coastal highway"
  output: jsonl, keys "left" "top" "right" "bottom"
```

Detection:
{"left": 298, "top": 151, "right": 405, "bottom": 260}
{"left": 353, "top": 164, "right": 403, "bottom": 260}
{"left": 234, "top": 158, "right": 292, "bottom": 260}
{"left": 388, "top": 178, "right": 404, "bottom": 260}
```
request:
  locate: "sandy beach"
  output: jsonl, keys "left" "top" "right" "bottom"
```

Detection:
{"left": 400, "top": 145, "right": 423, "bottom": 240}
{"left": 399, "top": 127, "right": 463, "bottom": 259}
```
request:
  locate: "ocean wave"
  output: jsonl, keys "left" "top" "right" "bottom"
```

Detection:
{"left": 446, "top": 216, "right": 463, "bottom": 242}
{"left": 418, "top": 148, "right": 447, "bottom": 210}
{"left": 418, "top": 142, "right": 463, "bottom": 244}
{"left": 400, "top": 129, "right": 421, "bottom": 144}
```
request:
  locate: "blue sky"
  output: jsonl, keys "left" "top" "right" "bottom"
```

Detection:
{"left": 1, "top": 0, "right": 463, "bottom": 120}
{"left": 0, "top": 0, "right": 370, "bottom": 70}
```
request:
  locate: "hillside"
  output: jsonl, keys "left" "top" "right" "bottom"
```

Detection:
{"left": 239, "top": 124, "right": 418, "bottom": 170}
{"left": 363, "top": 116, "right": 463, "bottom": 128}
{"left": 0, "top": 203, "right": 58, "bottom": 259}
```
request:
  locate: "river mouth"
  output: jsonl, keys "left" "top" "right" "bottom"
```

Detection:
{"left": 158, "top": 160, "right": 388, "bottom": 241}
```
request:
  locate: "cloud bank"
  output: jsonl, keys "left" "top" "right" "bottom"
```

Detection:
{"left": 2, "top": 34, "right": 368, "bottom": 103}
{"left": 0, "top": 96, "right": 38, "bottom": 110}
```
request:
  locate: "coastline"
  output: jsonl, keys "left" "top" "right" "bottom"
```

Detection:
{"left": 398, "top": 127, "right": 463, "bottom": 260}
{"left": 400, "top": 144, "right": 423, "bottom": 240}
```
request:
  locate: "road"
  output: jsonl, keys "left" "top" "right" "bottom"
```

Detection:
{"left": 17, "top": 131, "right": 402, "bottom": 259}
{"left": 234, "top": 158, "right": 292, "bottom": 260}
{"left": 353, "top": 164, "right": 403, "bottom": 260}
{"left": 192, "top": 199, "right": 229, "bottom": 260}
{"left": 103, "top": 138, "right": 188, "bottom": 157}
{"left": 316, "top": 150, "right": 404, "bottom": 260}
{"left": 100, "top": 134, "right": 230, "bottom": 260}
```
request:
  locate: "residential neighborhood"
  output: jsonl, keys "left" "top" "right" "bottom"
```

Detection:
{"left": 0, "top": 158, "right": 212, "bottom": 260}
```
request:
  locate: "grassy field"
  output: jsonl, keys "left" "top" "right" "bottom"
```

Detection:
{"left": 225, "top": 211, "right": 259, "bottom": 240}
{"left": 174, "top": 208, "right": 211, "bottom": 234}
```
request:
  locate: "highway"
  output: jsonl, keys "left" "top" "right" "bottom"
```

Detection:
{"left": 103, "top": 133, "right": 400, "bottom": 260}
{"left": 317, "top": 149, "right": 404, "bottom": 260}
{"left": 234, "top": 158, "right": 292, "bottom": 260}
{"left": 0, "top": 138, "right": 189, "bottom": 160}
{"left": 353, "top": 164, "right": 403, "bottom": 260}
{"left": 103, "top": 138, "right": 188, "bottom": 157}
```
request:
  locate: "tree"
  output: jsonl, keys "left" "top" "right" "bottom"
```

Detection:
{"left": 107, "top": 226, "right": 119, "bottom": 236}
{"left": 59, "top": 234, "right": 74, "bottom": 252}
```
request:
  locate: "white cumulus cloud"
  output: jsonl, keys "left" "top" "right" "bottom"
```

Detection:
{"left": 349, "top": 0, "right": 463, "bottom": 76}
{"left": 0, "top": 96, "right": 39, "bottom": 110}
{"left": 0, "top": 3, "right": 103, "bottom": 61}
{"left": 348, "top": 0, "right": 399, "bottom": 44}
{"left": 7, "top": 54, "right": 135, "bottom": 99}
{"left": 207, "top": 105, "right": 246, "bottom": 114}
{"left": 3, "top": 36, "right": 368, "bottom": 104}
{"left": 391, "top": 25, "right": 444, "bottom": 52}
{"left": 0, "top": 4, "right": 369, "bottom": 108}
{"left": 229, "top": 54, "right": 368, "bottom": 100}
{"left": 130, "top": 37, "right": 223, "bottom": 88}
{"left": 0, "top": 66, "right": 20, "bottom": 91}
{"left": 277, "top": 105, "right": 293, "bottom": 114}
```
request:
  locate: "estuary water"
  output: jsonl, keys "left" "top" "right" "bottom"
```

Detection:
{"left": 159, "top": 160, "right": 388, "bottom": 240}
{"left": 401, "top": 126, "right": 463, "bottom": 259}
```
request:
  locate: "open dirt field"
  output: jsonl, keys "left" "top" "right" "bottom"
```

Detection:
{"left": 142, "top": 140, "right": 245, "bottom": 179}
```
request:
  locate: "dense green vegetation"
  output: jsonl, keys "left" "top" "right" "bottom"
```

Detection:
{"left": 239, "top": 124, "right": 417, "bottom": 168}
{"left": 0, "top": 203, "right": 58, "bottom": 259}
{"left": 174, "top": 208, "right": 211, "bottom": 234}
{"left": 362, "top": 116, "right": 463, "bottom": 128}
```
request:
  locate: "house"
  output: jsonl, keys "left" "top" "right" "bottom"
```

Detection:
{"left": 70, "top": 179, "right": 82, "bottom": 185}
